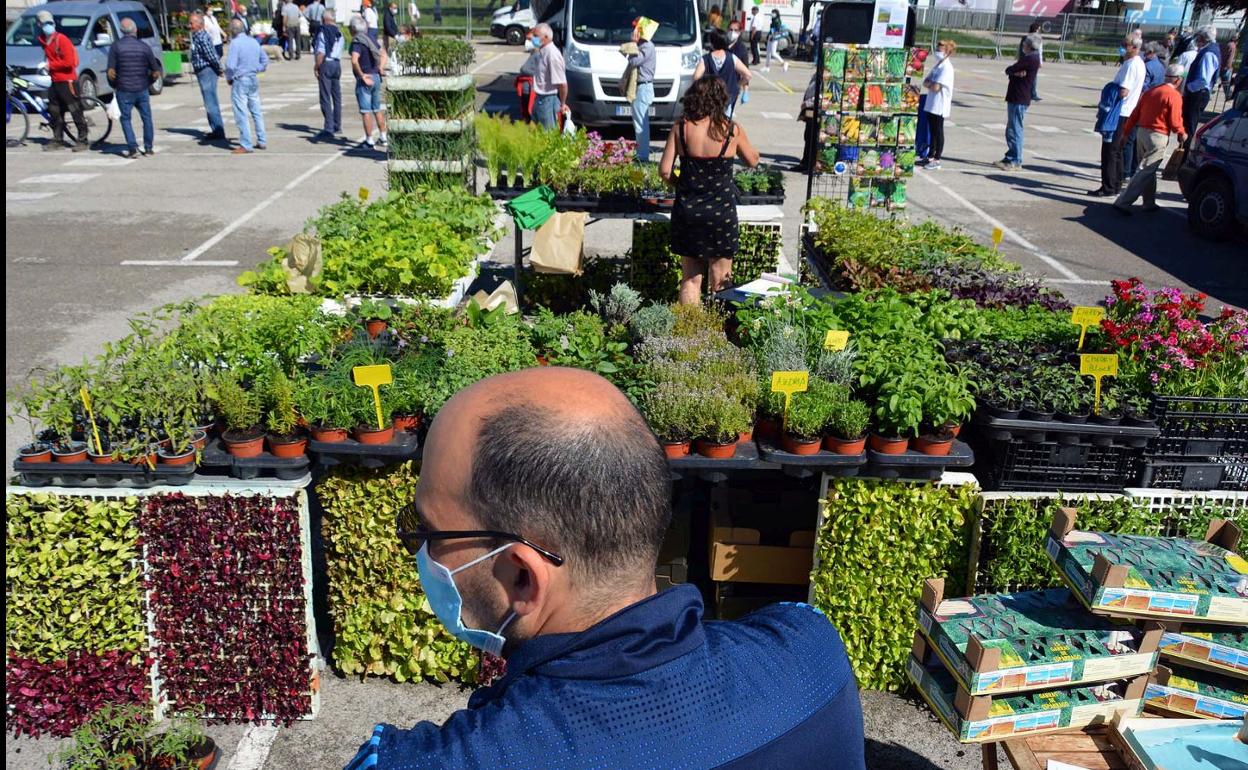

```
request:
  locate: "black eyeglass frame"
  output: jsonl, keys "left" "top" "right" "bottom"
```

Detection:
{"left": 395, "top": 510, "right": 564, "bottom": 567}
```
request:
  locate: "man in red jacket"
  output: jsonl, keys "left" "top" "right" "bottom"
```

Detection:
{"left": 36, "top": 10, "right": 88, "bottom": 151}
{"left": 1113, "top": 62, "right": 1187, "bottom": 214}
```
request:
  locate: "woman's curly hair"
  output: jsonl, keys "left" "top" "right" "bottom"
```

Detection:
{"left": 680, "top": 75, "right": 731, "bottom": 142}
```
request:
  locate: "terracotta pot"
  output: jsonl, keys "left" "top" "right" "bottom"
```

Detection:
{"left": 394, "top": 414, "right": 420, "bottom": 432}
{"left": 267, "top": 434, "right": 308, "bottom": 458}
{"left": 353, "top": 424, "right": 396, "bottom": 445}
{"left": 88, "top": 449, "right": 116, "bottom": 464}
{"left": 738, "top": 429, "right": 753, "bottom": 443}
{"left": 823, "top": 434, "right": 867, "bottom": 455}
{"left": 535, "top": 355, "right": 551, "bottom": 367}
{"left": 869, "top": 434, "right": 910, "bottom": 455}
{"left": 310, "top": 425, "right": 349, "bottom": 443}
{"left": 19, "top": 443, "right": 52, "bottom": 463}
{"left": 781, "top": 434, "right": 822, "bottom": 455}
{"left": 950, "top": 424, "right": 962, "bottom": 438}
{"left": 694, "top": 438, "right": 738, "bottom": 459}
{"left": 755, "top": 418, "right": 781, "bottom": 443}
{"left": 191, "top": 429, "right": 208, "bottom": 451}
{"left": 365, "top": 319, "right": 388, "bottom": 339}
{"left": 52, "top": 442, "right": 89, "bottom": 464}
{"left": 661, "top": 440, "right": 691, "bottom": 459}
{"left": 913, "top": 435, "right": 954, "bottom": 456}
{"left": 195, "top": 420, "right": 218, "bottom": 438}
{"left": 158, "top": 448, "right": 197, "bottom": 466}
{"left": 222, "top": 429, "right": 265, "bottom": 458}
{"left": 130, "top": 450, "right": 158, "bottom": 467}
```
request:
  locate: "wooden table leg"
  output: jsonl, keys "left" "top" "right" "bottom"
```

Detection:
{"left": 982, "top": 743, "right": 999, "bottom": 770}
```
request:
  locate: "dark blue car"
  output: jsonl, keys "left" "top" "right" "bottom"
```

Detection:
{"left": 1179, "top": 89, "right": 1248, "bottom": 240}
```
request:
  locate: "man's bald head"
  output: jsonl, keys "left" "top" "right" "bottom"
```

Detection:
{"left": 421, "top": 368, "right": 671, "bottom": 592}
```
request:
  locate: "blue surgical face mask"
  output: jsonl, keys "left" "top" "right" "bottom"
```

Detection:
{"left": 42, "top": 22, "right": 56, "bottom": 35}
{"left": 416, "top": 541, "right": 517, "bottom": 657}
{"left": 525, "top": 35, "right": 538, "bottom": 50}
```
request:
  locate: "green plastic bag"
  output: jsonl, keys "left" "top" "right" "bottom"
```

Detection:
{"left": 505, "top": 185, "right": 557, "bottom": 231}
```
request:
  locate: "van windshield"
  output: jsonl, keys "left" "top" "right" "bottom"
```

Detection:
{"left": 570, "top": 0, "right": 695, "bottom": 45}
{"left": 7, "top": 14, "right": 91, "bottom": 45}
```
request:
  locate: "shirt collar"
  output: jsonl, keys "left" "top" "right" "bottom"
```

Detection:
{"left": 469, "top": 585, "right": 707, "bottom": 705}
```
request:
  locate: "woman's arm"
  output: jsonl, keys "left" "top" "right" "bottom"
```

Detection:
{"left": 733, "top": 54, "right": 751, "bottom": 84}
{"left": 734, "top": 123, "right": 760, "bottom": 167}
{"left": 692, "top": 58, "right": 705, "bottom": 81}
{"left": 659, "top": 129, "right": 678, "bottom": 182}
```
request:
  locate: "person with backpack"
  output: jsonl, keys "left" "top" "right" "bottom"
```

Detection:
{"left": 763, "top": 9, "right": 788, "bottom": 73}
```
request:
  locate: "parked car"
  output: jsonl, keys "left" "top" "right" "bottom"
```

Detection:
{"left": 5, "top": 0, "right": 165, "bottom": 100}
{"left": 490, "top": 0, "right": 535, "bottom": 46}
{"left": 1179, "top": 89, "right": 1248, "bottom": 240}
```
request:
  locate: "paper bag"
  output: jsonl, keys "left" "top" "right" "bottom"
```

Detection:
{"left": 470, "top": 281, "right": 519, "bottom": 314}
{"left": 530, "top": 211, "right": 586, "bottom": 275}
{"left": 280, "top": 233, "right": 323, "bottom": 294}
{"left": 1161, "top": 148, "right": 1185, "bottom": 181}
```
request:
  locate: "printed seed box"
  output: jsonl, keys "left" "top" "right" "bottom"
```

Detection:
{"left": 1159, "top": 626, "right": 1248, "bottom": 679}
{"left": 1145, "top": 663, "right": 1248, "bottom": 719}
{"left": 907, "top": 635, "right": 1146, "bottom": 743}
{"left": 1045, "top": 510, "right": 1248, "bottom": 624}
{"left": 918, "top": 578, "right": 1161, "bottom": 697}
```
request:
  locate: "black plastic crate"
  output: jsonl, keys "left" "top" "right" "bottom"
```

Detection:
{"left": 978, "top": 439, "right": 1141, "bottom": 492}
{"left": 1136, "top": 457, "right": 1248, "bottom": 491}
{"left": 1149, "top": 395, "right": 1248, "bottom": 457}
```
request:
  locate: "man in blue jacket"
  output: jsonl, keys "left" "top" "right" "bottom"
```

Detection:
{"left": 346, "top": 367, "right": 867, "bottom": 770}
{"left": 108, "top": 18, "right": 161, "bottom": 157}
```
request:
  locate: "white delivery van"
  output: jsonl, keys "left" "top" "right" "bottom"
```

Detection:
{"left": 536, "top": 0, "right": 702, "bottom": 128}
{"left": 491, "top": 1, "right": 536, "bottom": 45}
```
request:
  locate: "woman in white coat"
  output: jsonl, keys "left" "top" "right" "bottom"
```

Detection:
{"left": 918, "top": 40, "right": 956, "bottom": 170}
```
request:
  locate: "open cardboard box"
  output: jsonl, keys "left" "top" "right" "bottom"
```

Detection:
{"left": 1144, "top": 662, "right": 1248, "bottom": 720}
{"left": 709, "top": 527, "right": 815, "bottom": 586}
{"left": 1158, "top": 625, "right": 1248, "bottom": 680}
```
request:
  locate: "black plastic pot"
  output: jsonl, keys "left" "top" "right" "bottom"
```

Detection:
{"left": 1021, "top": 407, "right": 1056, "bottom": 422}
{"left": 1056, "top": 412, "right": 1089, "bottom": 424}
{"left": 987, "top": 404, "right": 1021, "bottom": 420}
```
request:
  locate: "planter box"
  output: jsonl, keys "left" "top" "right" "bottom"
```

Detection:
{"left": 709, "top": 527, "right": 814, "bottom": 586}
{"left": 385, "top": 74, "right": 474, "bottom": 92}
{"left": 1122, "top": 488, "right": 1248, "bottom": 538}
{"left": 1158, "top": 628, "right": 1248, "bottom": 679}
{"left": 387, "top": 116, "right": 473, "bottom": 134}
{"left": 917, "top": 578, "right": 1161, "bottom": 697}
{"left": 388, "top": 158, "right": 470, "bottom": 173}
{"left": 907, "top": 644, "right": 1147, "bottom": 743}
{"left": 1145, "top": 663, "right": 1248, "bottom": 719}
{"left": 1046, "top": 509, "right": 1248, "bottom": 625}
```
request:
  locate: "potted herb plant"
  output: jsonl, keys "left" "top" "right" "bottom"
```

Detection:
{"left": 691, "top": 388, "right": 751, "bottom": 459}
{"left": 642, "top": 382, "right": 696, "bottom": 459}
{"left": 295, "top": 373, "right": 351, "bottom": 442}
{"left": 782, "top": 379, "right": 847, "bottom": 455}
{"left": 264, "top": 369, "right": 307, "bottom": 458}
{"left": 391, "top": 357, "right": 427, "bottom": 432}
{"left": 871, "top": 379, "right": 922, "bottom": 454}
{"left": 915, "top": 373, "right": 974, "bottom": 456}
{"left": 8, "top": 384, "right": 52, "bottom": 463}
{"left": 356, "top": 298, "right": 393, "bottom": 340}
{"left": 212, "top": 374, "right": 264, "bottom": 458}
{"left": 347, "top": 379, "right": 395, "bottom": 445}
{"left": 51, "top": 703, "right": 149, "bottom": 770}
{"left": 824, "top": 398, "right": 870, "bottom": 455}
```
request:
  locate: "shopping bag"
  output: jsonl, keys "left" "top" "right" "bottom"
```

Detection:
{"left": 1161, "top": 147, "right": 1186, "bottom": 181}
{"left": 504, "top": 185, "right": 556, "bottom": 230}
{"left": 562, "top": 110, "right": 577, "bottom": 138}
{"left": 470, "top": 281, "right": 519, "bottom": 314}
{"left": 106, "top": 96, "right": 121, "bottom": 121}
{"left": 279, "top": 233, "right": 323, "bottom": 293}
{"left": 530, "top": 211, "right": 586, "bottom": 275}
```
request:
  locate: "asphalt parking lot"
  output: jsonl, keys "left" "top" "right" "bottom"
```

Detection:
{"left": 4, "top": 39, "right": 1245, "bottom": 770}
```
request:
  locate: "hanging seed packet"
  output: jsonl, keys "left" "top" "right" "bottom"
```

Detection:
{"left": 897, "top": 149, "right": 917, "bottom": 175}
{"left": 898, "top": 115, "right": 917, "bottom": 146}
{"left": 871, "top": 183, "right": 890, "bottom": 209}
{"left": 889, "top": 180, "right": 908, "bottom": 210}
{"left": 879, "top": 149, "right": 897, "bottom": 175}
{"left": 860, "top": 148, "right": 881, "bottom": 176}
{"left": 842, "top": 82, "right": 863, "bottom": 112}
{"left": 818, "top": 146, "right": 840, "bottom": 174}
{"left": 837, "top": 144, "right": 860, "bottom": 174}
{"left": 878, "top": 116, "right": 899, "bottom": 145}
{"left": 886, "top": 48, "right": 908, "bottom": 80}
{"left": 907, "top": 47, "right": 929, "bottom": 78}
{"left": 863, "top": 82, "right": 888, "bottom": 112}
{"left": 845, "top": 47, "right": 866, "bottom": 80}
{"left": 884, "top": 83, "right": 905, "bottom": 111}
{"left": 856, "top": 115, "right": 877, "bottom": 144}
{"left": 839, "top": 114, "right": 860, "bottom": 143}
{"left": 824, "top": 113, "right": 841, "bottom": 141}
{"left": 825, "top": 47, "right": 847, "bottom": 79}
{"left": 902, "top": 84, "right": 921, "bottom": 111}
{"left": 848, "top": 178, "right": 871, "bottom": 209}
{"left": 866, "top": 48, "right": 888, "bottom": 80}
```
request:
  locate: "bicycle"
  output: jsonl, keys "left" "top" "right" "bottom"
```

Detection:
{"left": 6, "top": 65, "right": 112, "bottom": 148}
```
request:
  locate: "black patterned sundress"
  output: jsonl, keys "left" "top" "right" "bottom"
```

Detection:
{"left": 670, "top": 120, "right": 738, "bottom": 260}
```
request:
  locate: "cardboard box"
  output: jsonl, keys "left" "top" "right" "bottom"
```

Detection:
{"left": 709, "top": 527, "right": 814, "bottom": 585}
{"left": 1110, "top": 715, "right": 1244, "bottom": 770}
{"left": 917, "top": 579, "right": 1162, "bottom": 697}
{"left": 907, "top": 642, "right": 1147, "bottom": 744}
{"left": 1045, "top": 510, "right": 1248, "bottom": 625}
{"left": 1158, "top": 627, "right": 1248, "bottom": 679}
{"left": 1145, "top": 663, "right": 1248, "bottom": 719}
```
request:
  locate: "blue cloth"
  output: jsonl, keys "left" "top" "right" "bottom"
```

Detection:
{"left": 355, "top": 76, "right": 383, "bottom": 113}
{"left": 351, "top": 39, "right": 381, "bottom": 81}
{"left": 115, "top": 88, "right": 153, "bottom": 151}
{"left": 1186, "top": 43, "right": 1220, "bottom": 93}
{"left": 190, "top": 29, "right": 222, "bottom": 75}
{"left": 195, "top": 66, "right": 224, "bottom": 132}
{"left": 1094, "top": 81, "right": 1124, "bottom": 141}
{"left": 318, "top": 59, "right": 342, "bottom": 132}
{"left": 633, "top": 80, "right": 654, "bottom": 161}
{"left": 315, "top": 24, "right": 344, "bottom": 60}
{"left": 225, "top": 33, "right": 269, "bottom": 82}
{"left": 345, "top": 585, "right": 865, "bottom": 770}
{"left": 533, "top": 92, "right": 560, "bottom": 129}
{"left": 1005, "top": 102, "right": 1027, "bottom": 164}
{"left": 230, "top": 73, "right": 266, "bottom": 150}
{"left": 1143, "top": 56, "right": 1165, "bottom": 91}
{"left": 108, "top": 37, "right": 160, "bottom": 94}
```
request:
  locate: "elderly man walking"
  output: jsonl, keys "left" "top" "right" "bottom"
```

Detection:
{"left": 1089, "top": 37, "right": 1144, "bottom": 197}
{"left": 313, "top": 8, "right": 343, "bottom": 139}
{"left": 282, "top": 0, "right": 303, "bottom": 58}
{"left": 1113, "top": 63, "right": 1187, "bottom": 215}
{"left": 225, "top": 19, "right": 269, "bottom": 154}
{"left": 189, "top": 11, "right": 226, "bottom": 142}
{"left": 1181, "top": 26, "right": 1221, "bottom": 147}
{"left": 530, "top": 23, "right": 566, "bottom": 130}
{"left": 350, "top": 16, "right": 388, "bottom": 147}
{"left": 996, "top": 34, "right": 1040, "bottom": 171}
{"left": 108, "top": 17, "right": 162, "bottom": 157}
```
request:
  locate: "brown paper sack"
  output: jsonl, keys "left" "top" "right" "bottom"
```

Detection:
{"left": 280, "top": 233, "right": 323, "bottom": 294}
{"left": 530, "top": 211, "right": 587, "bottom": 275}
{"left": 471, "top": 281, "right": 519, "bottom": 314}
{"left": 1161, "top": 148, "right": 1185, "bottom": 182}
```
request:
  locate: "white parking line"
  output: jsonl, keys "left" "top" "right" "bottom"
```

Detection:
{"left": 7, "top": 191, "right": 59, "bottom": 201}
{"left": 1033, "top": 125, "right": 1064, "bottom": 133}
{"left": 470, "top": 53, "right": 503, "bottom": 74}
{"left": 151, "top": 102, "right": 184, "bottom": 111}
{"left": 761, "top": 111, "right": 795, "bottom": 120}
{"left": 121, "top": 259, "right": 240, "bottom": 266}
{"left": 981, "top": 123, "right": 1007, "bottom": 130}
{"left": 63, "top": 156, "right": 135, "bottom": 166}
{"left": 19, "top": 173, "right": 100, "bottom": 184}
{"left": 225, "top": 725, "right": 280, "bottom": 770}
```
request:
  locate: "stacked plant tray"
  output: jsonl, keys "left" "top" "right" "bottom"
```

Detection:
{"left": 1137, "top": 395, "right": 1248, "bottom": 491}
{"left": 386, "top": 72, "right": 475, "bottom": 191}
{"left": 1158, "top": 626, "right": 1248, "bottom": 677}
{"left": 1145, "top": 663, "right": 1248, "bottom": 719}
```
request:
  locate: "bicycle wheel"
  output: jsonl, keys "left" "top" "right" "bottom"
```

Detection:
{"left": 6, "top": 94, "right": 30, "bottom": 146}
{"left": 67, "top": 95, "right": 112, "bottom": 147}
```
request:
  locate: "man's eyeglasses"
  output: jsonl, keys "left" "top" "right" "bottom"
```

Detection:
{"left": 395, "top": 504, "right": 564, "bottom": 567}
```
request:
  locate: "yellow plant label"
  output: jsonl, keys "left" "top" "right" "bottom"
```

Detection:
{"left": 770, "top": 371, "right": 809, "bottom": 394}
{"left": 353, "top": 364, "right": 394, "bottom": 430}
{"left": 1071, "top": 306, "right": 1105, "bottom": 351}
{"left": 824, "top": 330, "right": 851, "bottom": 351}
{"left": 991, "top": 227, "right": 1004, "bottom": 250}
{"left": 1227, "top": 554, "right": 1248, "bottom": 575}
{"left": 1080, "top": 354, "right": 1118, "bottom": 377}
{"left": 79, "top": 386, "right": 103, "bottom": 456}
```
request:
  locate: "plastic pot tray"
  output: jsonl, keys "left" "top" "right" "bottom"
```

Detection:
{"left": 309, "top": 431, "right": 421, "bottom": 469}
{"left": 973, "top": 415, "right": 1158, "bottom": 448}
{"left": 865, "top": 440, "right": 974, "bottom": 480}
{"left": 11, "top": 458, "right": 196, "bottom": 489}
{"left": 756, "top": 440, "right": 865, "bottom": 477}
{"left": 198, "top": 438, "right": 310, "bottom": 481}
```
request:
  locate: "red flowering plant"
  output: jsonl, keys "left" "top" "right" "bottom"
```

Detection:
{"left": 1102, "top": 278, "right": 1248, "bottom": 402}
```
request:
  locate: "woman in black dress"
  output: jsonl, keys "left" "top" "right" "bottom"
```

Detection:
{"left": 659, "top": 76, "right": 760, "bottom": 305}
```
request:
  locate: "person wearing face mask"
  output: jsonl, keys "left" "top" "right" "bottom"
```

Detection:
{"left": 529, "top": 23, "right": 567, "bottom": 130}
{"left": 727, "top": 20, "right": 750, "bottom": 72}
{"left": 692, "top": 30, "right": 752, "bottom": 118}
{"left": 34, "top": 11, "right": 88, "bottom": 151}
{"left": 345, "top": 367, "right": 867, "bottom": 770}
{"left": 917, "top": 40, "right": 955, "bottom": 170}
{"left": 763, "top": 9, "right": 789, "bottom": 73}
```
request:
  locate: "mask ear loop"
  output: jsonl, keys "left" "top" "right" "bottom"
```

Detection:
{"left": 448, "top": 542, "right": 515, "bottom": 576}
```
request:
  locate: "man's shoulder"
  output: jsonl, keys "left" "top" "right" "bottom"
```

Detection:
{"left": 707, "top": 601, "right": 850, "bottom": 672}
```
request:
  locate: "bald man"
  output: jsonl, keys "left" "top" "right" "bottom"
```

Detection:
{"left": 346, "top": 368, "right": 866, "bottom": 770}
{"left": 108, "top": 17, "right": 162, "bottom": 157}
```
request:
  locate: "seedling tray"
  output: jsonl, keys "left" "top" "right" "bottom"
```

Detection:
{"left": 1046, "top": 510, "right": 1248, "bottom": 625}
{"left": 865, "top": 440, "right": 974, "bottom": 480}
{"left": 907, "top": 645, "right": 1146, "bottom": 744}
{"left": 10, "top": 459, "right": 196, "bottom": 488}
{"left": 198, "top": 438, "right": 310, "bottom": 481}
{"left": 972, "top": 414, "right": 1157, "bottom": 448}
{"left": 1145, "top": 663, "right": 1248, "bottom": 719}
{"left": 309, "top": 432, "right": 421, "bottom": 469}
{"left": 978, "top": 438, "right": 1141, "bottom": 492}
{"left": 917, "top": 579, "right": 1161, "bottom": 697}
{"left": 1158, "top": 627, "right": 1248, "bottom": 679}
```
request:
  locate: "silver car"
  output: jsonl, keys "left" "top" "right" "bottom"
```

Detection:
{"left": 6, "top": 0, "right": 165, "bottom": 100}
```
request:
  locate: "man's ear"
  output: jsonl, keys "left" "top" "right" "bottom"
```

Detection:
{"left": 499, "top": 546, "right": 556, "bottom": 619}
